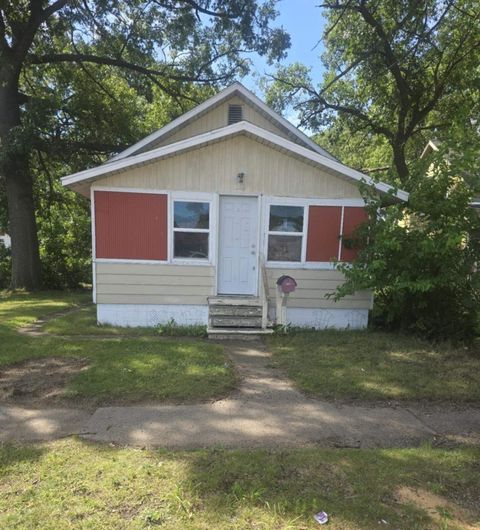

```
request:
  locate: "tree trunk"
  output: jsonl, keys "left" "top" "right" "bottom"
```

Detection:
{"left": 0, "top": 77, "right": 42, "bottom": 290}
{"left": 392, "top": 140, "right": 409, "bottom": 185}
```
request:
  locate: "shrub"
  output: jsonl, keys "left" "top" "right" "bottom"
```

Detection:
{"left": 334, "top": 147, "right": 480, "bottom": 341}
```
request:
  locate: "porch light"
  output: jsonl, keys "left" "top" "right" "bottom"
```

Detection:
{"left": 237, "top": 172, "right": 245, "bottom": 184}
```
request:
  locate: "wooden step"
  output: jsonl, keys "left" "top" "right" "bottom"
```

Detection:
{"left": 210, "top": 316, "right": 263, "bottom": 328}
{"left": 209, "top": 305, "right": 262, "bottom": 317}
{"left": 208, "top": 296, "right": 261, "bottom": 306}
{"left": 207, "top": 327, "right": 274, "bottom": 341}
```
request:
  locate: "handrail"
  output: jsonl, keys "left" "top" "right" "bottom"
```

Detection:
{"left": 259, "top": 255, "right": 269, "bottom": 329}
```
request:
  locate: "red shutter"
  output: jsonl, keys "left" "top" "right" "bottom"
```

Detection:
{"left": 340, "top": 207, "right": 368, "bottom": 262}
{"left": 306, "top": 206, "right": 342, "bottom": 262}
{"left": 95, "top": 191, "right": 168, "bottom": 260}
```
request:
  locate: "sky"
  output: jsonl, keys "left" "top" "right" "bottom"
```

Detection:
{"left": 244, "top": 0, "right": 327, "bottom": 94}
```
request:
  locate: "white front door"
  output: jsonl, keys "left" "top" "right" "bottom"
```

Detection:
{"left": 218, "top": 196, "right": 258, "bottom": 295}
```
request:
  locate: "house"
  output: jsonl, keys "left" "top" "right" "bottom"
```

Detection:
{"left": 0, "top": 232, "right": 11, "bottom": 249}
{"left": 421, "top": 139, "right": 480, "bottom": 210}
{"left": 62, "top": 82, "right": 408, "bottom": 337}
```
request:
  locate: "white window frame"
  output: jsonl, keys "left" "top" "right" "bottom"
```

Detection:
{"left": 171, "top": 195, "right": 213, "bottom": 264}
{"left": 266, "top": 202, "right": 307, "bottom": 266}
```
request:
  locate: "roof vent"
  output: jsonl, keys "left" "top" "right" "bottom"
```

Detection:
{"left": 228, "top": 104, "right": 243, "bottom": 125}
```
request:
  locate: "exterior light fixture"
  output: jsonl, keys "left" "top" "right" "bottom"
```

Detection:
{"left": 237, "top": 172, "right": 245, "bottom": 184}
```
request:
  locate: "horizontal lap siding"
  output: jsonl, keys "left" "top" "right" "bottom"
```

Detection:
{"left": 266, "top": 268, "right": 372, "bottom": 310}
{"left": 95, "top": 263, "right": 214, "bottom": 305}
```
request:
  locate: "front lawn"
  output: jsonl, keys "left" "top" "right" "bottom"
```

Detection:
{"left": 267, "top": 330, "right": 480, "bottom": 402}
{"left": 43, "top": 304, "right": 158, "bottom": 336}
{"left": 0, "top": 440, "right": 478, "bottom": 529}
{"left": 0, "top": 291, "right": 235, "bottom": 405}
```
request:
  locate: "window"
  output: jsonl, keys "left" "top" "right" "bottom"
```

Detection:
{"left": 173, "top": 201, "right": 210, "bottom": 260}
{"left": 267, "top": 205, "right": 305, "bottom": 262}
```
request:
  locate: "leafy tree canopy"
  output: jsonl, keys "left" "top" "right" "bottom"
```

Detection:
{"left": 265, "top": 0, "right": 480, "bottom": 188}
{"left": 0, "top": 0, "right": 290, "bottom": 289}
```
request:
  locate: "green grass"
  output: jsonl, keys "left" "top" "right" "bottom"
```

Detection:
{"left": 43, "top": 304, "right": 157, "bottom": 336}
{"left": 267, "top": 330, "right": 480, "bottom": 402}
{"left": 0, "top": 439, "right": 478, "bottom": 529}
{"left": 43, "top": 305, "right": 208, "bottom": 337}
{"left": 0, "top": 291, "right": 235, "bottom": 404}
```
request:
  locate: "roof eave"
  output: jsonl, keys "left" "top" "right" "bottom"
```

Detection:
{"left": 62, "top": 121, "right": 409, "bottom": 203}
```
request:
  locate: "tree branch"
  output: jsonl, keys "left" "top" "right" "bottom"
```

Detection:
{"left": 28, "top": 52, "right": 235, "bottom": 83}
{"left": 153, "top": 0, "right": 240, "bottom": 19}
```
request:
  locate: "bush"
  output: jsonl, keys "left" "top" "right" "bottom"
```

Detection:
{"left": 335, "top": 148, "right": 480, "bottom": 341}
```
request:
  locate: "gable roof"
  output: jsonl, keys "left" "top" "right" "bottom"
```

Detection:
{"left": 62, "top": 120, "right": 409, "bottom": 202}
{"left": 108, "top": 82, "right": 337, "bottom": 163}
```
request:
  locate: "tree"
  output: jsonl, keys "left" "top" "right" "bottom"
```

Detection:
{"left": 0, "top": 0, "right": 289, "bottom": 289}
{"left": 266, "top": 0, "right": 480, "bottom": 187}
{"left": 334, "top": 144, "right": 480, "bottom": 340}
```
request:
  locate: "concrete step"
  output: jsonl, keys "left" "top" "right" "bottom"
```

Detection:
{"left": 209, "top": 305, "right": 262, "bottom": 317}
{"left": 210, "top": 316, "right": 263, "bottom": 328}
{"left": 207, "top": 327, "right": 274, "bottom": 341}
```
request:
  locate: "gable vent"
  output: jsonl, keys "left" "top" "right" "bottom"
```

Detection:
{"left": 228, "top": 104, "right": 243, "bottom": 125}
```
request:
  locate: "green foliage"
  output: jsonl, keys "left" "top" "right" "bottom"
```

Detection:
{"left": 266, "top": 1, "right": 480, "bottom": 184}
{"left": 335, "top": 146, "right": 480, "bottom": 340}
{"left": 156, "top": 318, "right": 207, "bottom": 338}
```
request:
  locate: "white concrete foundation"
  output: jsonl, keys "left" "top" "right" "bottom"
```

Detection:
{"left": 97, "top": 304, "right": 208, "bottom": 327}
{"left": 285, "top": 307, "right": 369, "bottom": 329}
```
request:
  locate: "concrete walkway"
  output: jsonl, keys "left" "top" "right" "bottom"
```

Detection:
{"left": 1, "top": 342, "right": 479, "bottom": 448}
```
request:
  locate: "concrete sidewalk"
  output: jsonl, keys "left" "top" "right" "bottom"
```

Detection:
{"left": 1, "top": 343, "right": 479, "bottom": 448}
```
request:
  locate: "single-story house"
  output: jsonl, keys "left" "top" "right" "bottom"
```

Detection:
{"left": 62, "top": 82, "right": 408, "bottom": 337}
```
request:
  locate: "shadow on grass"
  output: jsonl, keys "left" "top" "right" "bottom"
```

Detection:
{"left": 0, "top": 439, "right": 478, "bottom": 529}
{"left": 0, "top": 444, "right": 45, "bottom": 475}
{"left": 172, "top": 444, "right": 480, "bottom": 529}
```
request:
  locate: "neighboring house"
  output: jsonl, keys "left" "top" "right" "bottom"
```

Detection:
{"left": 420, "top": 139, "right": 480, "bottom": 209}
{"left": 0, "top": 232, "right": 11, "bottom": 249}
{"left": 62, "top": 82, "right": 408, "bottom": 337}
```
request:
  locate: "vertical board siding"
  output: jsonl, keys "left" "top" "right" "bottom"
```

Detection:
{"left": 306, "top": 206, "right": 342, "bottom": 262}
{"left": 150, "top": 96, "right": 293, "bottom": 150}
{"left": 95, "top": 191, "right": 167, "bottom": 260}
{"left": 340, "top": 207, "right": 368, "bottom": 262}
{"left": 99, "top": 136, "right": 362, "bottom": 199}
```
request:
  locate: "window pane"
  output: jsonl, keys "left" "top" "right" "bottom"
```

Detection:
{"left": 268, "top": 235, "right": 302, "bottom": 262}
{"left": 174, "top": 232, "right": 209, "bottom": 259}
{"left": 269, "top": 205, "right": 303, "bottom": 232}
{"left": 174, "top": 201, "right": 209, "bottom": 229}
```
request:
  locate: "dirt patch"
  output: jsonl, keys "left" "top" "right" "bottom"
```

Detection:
{"left": 396, "top": 486, "right": 479, "bottom": 530}
{"left": 0, "top": 357, "right": 90, "bottom": 406}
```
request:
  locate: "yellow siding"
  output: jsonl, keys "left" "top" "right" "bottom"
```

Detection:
{"left": 149, "top": 96, "right": 294, "bottom": 149}
{"left": 265, "top": 268, "right": 372, "bottom": 310}
{"left": 98, "top": 135, "right": 361, "bottom": 199}
{"left": 95, "top": 263, "right": 370, "bottom": 309}
{"left": 95, "top": 263, "right": 215, "bottom": 305}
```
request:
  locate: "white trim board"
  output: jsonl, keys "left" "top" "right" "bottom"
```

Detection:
{"left": 107, "top": 82, "right": 335, "bottom": 163}
{"left": 63, "top": 121, "right": 409, "bottom": 202}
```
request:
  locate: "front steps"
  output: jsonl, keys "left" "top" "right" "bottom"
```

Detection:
{"left": 207, "top": 296, "right": 273, "bottom": 340}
